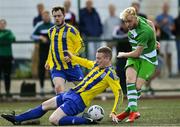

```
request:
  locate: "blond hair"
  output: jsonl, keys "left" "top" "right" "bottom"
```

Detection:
{"left": 120, "top": 7, "right": 137, "bottom": 20}
{"left": 97, "top": 46, "right": 112, "bottom": 60}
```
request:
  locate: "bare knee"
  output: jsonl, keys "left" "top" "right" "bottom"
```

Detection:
{"left": 55, "top": 84, "right": 64, "bottom": 94}
{"left": 136, "top": 84, "right": 142, "bottom": 90}
{"left": 53, "top": 78, "right": 65, "bottom": 94}
{"left": 126, "top": 76, "right": 136, "bottom": 83}
{"left": 49, "top": 115, "right": 59, "bottom": 125}
{"left": 126, "top": 67, "right": 137, "bottom": 83}
{"left": 42, "top": 97, "right": 57, "bottom": 111}
{"left": 49, "top": 107, "right": 66, "bottom": 125}
{"left": 42, "top": 101, "right": 48, "bottom": 110}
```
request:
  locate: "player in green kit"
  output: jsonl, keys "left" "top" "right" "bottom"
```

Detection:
{"left": 116, "top": 7, "right": 158, "bottom": 122}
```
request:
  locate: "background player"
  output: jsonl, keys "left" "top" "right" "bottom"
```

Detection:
{"left": 45, "top": 6, "right": 85, "bottom": 93}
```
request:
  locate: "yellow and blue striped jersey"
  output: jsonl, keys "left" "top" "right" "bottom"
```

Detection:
{"left": 46, "top": 23, "right": 84, "bottom": 70}
{"left": 71, "top": 55, "right": 123, "bottom": 113}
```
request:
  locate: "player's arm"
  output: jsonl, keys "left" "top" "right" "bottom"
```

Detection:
{"left": 147, "top": 19, "right": 156, "bottom": 33}
{"left": 45, "top": 30, "right": 52, "bottom": 70}
{"left": 31, "top": 22, "right": 47, "bottom": 43}
{"left": 70, "top": 27, "right": 85, "bottom": 55}
{"left": 106, "top": 73, "right": 124, "bottom": 122}
{"left": 31, "top": 22, "right": 41, "bottom": 41}
{"left": 146, "top": 19, "right": 160, "bottom": 49}
{"left": 117, "top": 46, "right": 144, "bottom": 58}
{"left": 45, "top": 45, "right": 52, "bottom": 70}
{"left": 117, "top": 30, "right": 149, "bottom": 58}
{"left": 64, "top": 50, "right": 94, "bottom": 69}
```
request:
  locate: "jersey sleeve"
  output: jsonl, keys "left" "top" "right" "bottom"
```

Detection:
{"left": 31, "top": 22, "right": 42, "bottom": 41}
{"left": 45, "top": 44, "right": 52, "bottom": 65}
{"left": 71, "top": 55, "right": 95, "bottom": 69}
{"left": 48, "top": 29, "right": 51, "bottom": 39}
{"left": 69, "top": 27, "right": 85, "bottom": 55}
{"left": 106, "top": 71, "right": 123, "bottom": 113}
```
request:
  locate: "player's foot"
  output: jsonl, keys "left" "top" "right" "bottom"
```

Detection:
{"left": 125, "top": 112, "right": 140, "bottom": 123}
{"left": 1, "top": 111, "right": 20, "bottom": 125}
{"left": 116, "top": 111, "right": 130, "bottom": 122}
{"left": 82, "top": 113, "right": 98, "bottom": 124}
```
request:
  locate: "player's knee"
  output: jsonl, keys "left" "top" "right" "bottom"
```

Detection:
{"left": 42, "top": 101, "right": 47, "bottom": 110}
{"left": 126, "top": 76, "right": 136, "bottom": 83}
{"left": 49, "top": 115, "right": 59, "bottom": 125}
{"left": 55, "top": 84, "right": 64, "bottom": 93}
{"left": 136, "top": 84, "right": 142, "bottom": 90}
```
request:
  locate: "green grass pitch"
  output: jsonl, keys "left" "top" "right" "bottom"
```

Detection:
{"left": 0, "top": 98, "right": 180, "bottom": 126}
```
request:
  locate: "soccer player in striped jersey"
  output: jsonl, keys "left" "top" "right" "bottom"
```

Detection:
{"left": 1, "top": 47, "right": 123, "bottom": 125}
{"left": 116, "top": 7, "right": 158, "bottom": 122}
{"left": 45, "top": 6, "right": 85, "bottom": 94}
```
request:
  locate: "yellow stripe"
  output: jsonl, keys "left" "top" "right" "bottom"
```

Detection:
{"left": 51, "top": 28, "right": 61, "bottom": 70}
{"left": 58, "top": 27, "right": 69, "bottom": 69}
{"left": 73, "top": 68, "right": 97, "bottom": 89}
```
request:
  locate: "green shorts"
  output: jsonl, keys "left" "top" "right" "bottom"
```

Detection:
{"left": 125, "top": 58, "right": 156, "bottom": 80}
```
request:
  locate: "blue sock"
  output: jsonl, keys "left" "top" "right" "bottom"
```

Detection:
{"left": 15, "top": 105, "right": 46, "bottom": 122}
{"left": 59, "top": 116, "right": 89, "bottom": 125}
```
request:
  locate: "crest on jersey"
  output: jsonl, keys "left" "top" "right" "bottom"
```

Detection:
{"left": 129, "top": 29, "right": 137, "bottom": 39}
{"left": 63, "top": 32, "right": 67, "bottom": 38}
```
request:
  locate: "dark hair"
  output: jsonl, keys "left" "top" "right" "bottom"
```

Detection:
{"left": 52, "top": 6, "right": 65, "bottom": 16}
{"left": 97, "top": 46, "right": 112, "bottom": 60}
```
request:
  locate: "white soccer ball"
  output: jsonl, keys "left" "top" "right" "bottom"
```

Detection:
{"left": 87, "top": 105, "right": 105, "bottom": 121}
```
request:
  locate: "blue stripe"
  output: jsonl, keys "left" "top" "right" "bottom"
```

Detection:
{"left": 109, "top": 71, "right": 114, "bottom": 80}
{"left": 70, "top": 27, "right": 76, "bottom": 35}
{"left": 92, "top": 63, "right": 98, "bottom": 69}
{"left": 73, "top": 70, "right": 99, "bottom": 92}
{"left": 49, "top": 27, "right": 54, "bottom": 37}
{"left": 54, "top": 28, "right": 64, "bottom": 70}
{"left": 62, "top": 25, "right": 72, "bottom": 68}
{"left": 84, "top": 68, "right": 109, "bottom": 91}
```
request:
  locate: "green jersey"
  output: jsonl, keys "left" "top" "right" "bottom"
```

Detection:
{"left": 128, "top": 16, "right": 158, "bottom": 65}
{"left": 0, "top": 29, "right": 15, "bottom": 56}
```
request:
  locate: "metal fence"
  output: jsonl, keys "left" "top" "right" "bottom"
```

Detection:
{"left": 0, "top": 38, "right": 180, "bottom": 98}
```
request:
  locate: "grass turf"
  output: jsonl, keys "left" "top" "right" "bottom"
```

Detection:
{"left": 0, "top": 98, "right": 180, "bottom": 126}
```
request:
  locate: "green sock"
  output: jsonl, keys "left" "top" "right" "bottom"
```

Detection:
{"left": 127, "top": 83, "right": 138, "bottom": 112}
{"left": 125, "top": 107, "right": 130, "bottom": 113}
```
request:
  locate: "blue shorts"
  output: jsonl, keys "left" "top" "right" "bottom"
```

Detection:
{"left": 50, "top": 65, "right": 84, "bottom": 82}
{"left": 56, "top": 90, "right": 86, "bottom": 116}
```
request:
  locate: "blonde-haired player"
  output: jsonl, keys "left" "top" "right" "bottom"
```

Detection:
{"left": 116, "top": 7, "right": 158, "bottom": 122}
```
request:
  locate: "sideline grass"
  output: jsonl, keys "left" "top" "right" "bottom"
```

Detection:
{"left": 0, "top": 98, "right": 180, "bottom": 126}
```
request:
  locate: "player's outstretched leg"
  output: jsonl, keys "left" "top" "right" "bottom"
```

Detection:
{"left": 126, "top": 112, "right": 140, "bottom": 123}
{"left": 1, "top": 105, "right": 46, "bottom": 124}
{"left": 117, "top": 83, "right": 140, "bottom": 122}
{"left": 1, "top": 111, "right": 20, "bottom": 125}
{"left": 58, "top": 116, "right": 95, "bottom": 125}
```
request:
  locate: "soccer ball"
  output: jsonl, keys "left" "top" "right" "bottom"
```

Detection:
{"left": 87, "top": 105, "right": 105, "bottom": 121}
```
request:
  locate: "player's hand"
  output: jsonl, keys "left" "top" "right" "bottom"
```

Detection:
{"left": 45, "top": 63, "right": 50, "bottom": 70}
{"left": 64, "top": 56, "right": 71, "bottom": 63}
{"left": 117, "top": 52, "right": 126, "bottom": 58}
{"left": 156, "top": 41, "right": 160, "bottom": 49}
{"left": 109, "top": 112, "right": 118, "bottom": 123}
{"left": 64, "top": 50, "right": 73, "bottom": 58}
